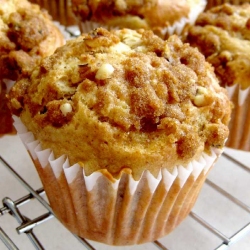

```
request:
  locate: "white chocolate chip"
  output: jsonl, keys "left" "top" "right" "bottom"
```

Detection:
{"left": 60, "top": 103, "right": 72, "bottom": 116}
{"left": 110, "top": 42, "right": 131, "bottom": 53}
{"left": 194, "top": 87, "right": 209, "bottom": 107}
{"left": 95, "top": 63, "right": 114, "bottom": 80}
{"left": 123, "top": 32, "right": 142, "bottom": 47}
{"left": 194, "top": 94, "right": 206, "bottom": 107}
{"left": 197, "top": 86, "right": 208, "bottom": 95}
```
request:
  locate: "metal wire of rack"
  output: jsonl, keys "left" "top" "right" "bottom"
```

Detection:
{"left": 0, "top": 26, "right": 250, "bottom": 250}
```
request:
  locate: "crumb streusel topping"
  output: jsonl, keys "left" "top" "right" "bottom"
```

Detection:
{"left": 9, "top": 28, "right": 231, "bottom": 179}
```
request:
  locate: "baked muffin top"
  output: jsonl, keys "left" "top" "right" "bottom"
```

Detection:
{"left": 0, "top": 0, "right": 64, "bottom": 80}
{"left": 71, "top": 0, "right": 207, "bottom": 37}
{"left": 186, "top": 3, "right": 250, "bottom": 89}
{"left": 8, "top": 28, "right": 231, "bottom": 179}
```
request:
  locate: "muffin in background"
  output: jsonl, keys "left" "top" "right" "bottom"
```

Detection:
{"left": 186, "top": 3, "right": 250, "bottom": 151}
{"left": 71, "top": 0, "right": 207, "bottom": 38}
{"left": 8, "top": 28, "right": 231, "bottom": 245}
{"left": 0, "top": 0, "right": 65, "bottom": 81}
{"left": 206, "top": 0, "right": 250, "bottom": 10}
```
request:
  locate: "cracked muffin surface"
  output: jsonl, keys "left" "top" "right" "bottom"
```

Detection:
{"left": 0, "top": 0, "right": 64, "bottom": 80}
{"left": 8, "top": 28, "right": 231, "bottom": 179}
{"left": 186, "top": 3, "right": 250, "bottom": 89}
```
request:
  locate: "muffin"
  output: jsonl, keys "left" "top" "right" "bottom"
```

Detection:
{"left": 71, "top": 0, "right": 207, "bottom": 38}
{"left": 186, "top": 3, "right": 250, "bottom": 151}
{"left": 0, "top": 0, "right": 65, "bottom": 81}
{"left": 206, "top": 0, "right": 250, "bottom": 10}
{"left": 8, "top": 28, "right": 231, "bottom": 245}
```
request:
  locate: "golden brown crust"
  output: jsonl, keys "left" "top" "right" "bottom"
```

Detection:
{"left": 8, "top": 28, "right": 231, "bottom": 179}
{"left": 0, "top": 0, "right": 65, "bottom": 80}
{"left": 71, "top": 0, "right": 206, "bottom": 37}
{"left": 186, "top": 3, "right": 250, "bottom": 89}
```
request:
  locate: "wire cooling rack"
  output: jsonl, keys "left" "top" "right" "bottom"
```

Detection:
{"left": 0, "top": 26, "right": 250, "bottom": 250}
{"left": 0, "top": 143, "right": 250, "bottom": 250}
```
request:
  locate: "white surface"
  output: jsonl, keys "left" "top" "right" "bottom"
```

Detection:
{"left": 0, "top": 134, "right": 249, "bottom": 250}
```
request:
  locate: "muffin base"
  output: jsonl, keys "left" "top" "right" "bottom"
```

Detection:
{"left": 13, "top": 116, "right": 223, "bottom": 245}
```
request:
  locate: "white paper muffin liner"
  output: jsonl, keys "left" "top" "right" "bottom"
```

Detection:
{"left": 77, "top": 0, "right": 207, "bottom": 38}
{"left": 225, "top": 84, "right": 250, "bottom": 151}
{"left": 13, "top": 116, "right": 222, "bottom": 245}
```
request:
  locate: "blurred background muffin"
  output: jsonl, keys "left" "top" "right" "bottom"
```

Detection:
{"left": 0, "top": 0, "right": 66, "bottom": 136}
{"left": 8, "top": 28, "right": 231, "bottom": 245}
{"left": 71, "top": 0, "right": 207, "bottom": 38}
{"left": 186, "top": 3, "right": 250, "bottom": 151}
{"left": 206, "top": 0, "right": 250, "bottom": 10}
{"left": 0, "top": 0, "right": 65, "bottom": 81}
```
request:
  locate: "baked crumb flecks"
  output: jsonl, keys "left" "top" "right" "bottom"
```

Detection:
{"left": 8, "top": 28, "right": 232, "bottom": 179}
{"left": 0, "top": 0, "right": 64, "bottom": 80}
{"left": 186, "top": 3, "right": 250, "bottom": 89}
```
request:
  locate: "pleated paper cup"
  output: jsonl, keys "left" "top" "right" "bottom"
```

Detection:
{"left": 13, "top": 116, "right": 222, "bottom": 245}
{"left": 225, "top": 85, "right": 250, "bottom": 151}
{"left": 29, "top": 0, "right": 77, "bottom": 27}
